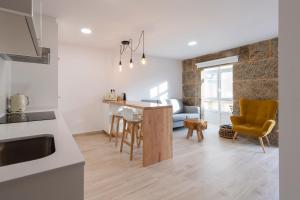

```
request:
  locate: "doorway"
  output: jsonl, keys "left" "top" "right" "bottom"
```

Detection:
{"left": 201, "top": 65, "right": 233, "bottom": 125}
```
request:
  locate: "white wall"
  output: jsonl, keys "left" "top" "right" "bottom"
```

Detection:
{"left": 0, "top": 59, "right": 11, "bottom": 115}
{"left": 58, "top": 45, "right": 182, "bottom": 134}
{"left": 58, "top": 43, "right": 114, "bottom": 134}
{"left": 10, "top": 16, "right": 58, "bottom": 111}
{"left": 112, "top": 54, "right": 182, "bottom": 101}
{"left": 279, "top": 1, "right": 300, "bottom": 199}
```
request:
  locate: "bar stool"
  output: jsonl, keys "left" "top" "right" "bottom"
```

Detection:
{"left": 109, "top": 107, "right": 123, "bottom": 147}
{"left": 120, "top": 107, "right": 143, "bottom": 160}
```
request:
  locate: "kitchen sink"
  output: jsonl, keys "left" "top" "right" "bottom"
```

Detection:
{"left": 0, "top": 135, "right": 55, "bottom": 167}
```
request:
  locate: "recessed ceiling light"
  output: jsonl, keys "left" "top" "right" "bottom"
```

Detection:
{"left": 188, "top": 41, "right": 197, "bottom": 46}
{"left": 81, "top": 28, "right": 92, "bottom": 34}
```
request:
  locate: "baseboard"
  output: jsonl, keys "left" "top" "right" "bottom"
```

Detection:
{"left": 103, "top": 130, "right": 109, "bottom": 136}
{"left": 73, "top": 130, "right": 105, "bottom": 136}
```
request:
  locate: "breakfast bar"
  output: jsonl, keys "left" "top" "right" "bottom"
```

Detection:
{"left": 104, "top": 100, "right": 173, "bottom": 167}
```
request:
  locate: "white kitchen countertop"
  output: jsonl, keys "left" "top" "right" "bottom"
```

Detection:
{"left": 0, "top": 110, "right": 85, "bottom": 183}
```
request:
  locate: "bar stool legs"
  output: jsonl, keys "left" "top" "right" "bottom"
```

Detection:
{"left": 120, "top": 120, "right": 127, "bottom": 153}
{"left": 130, "top": 123, "right": 136, "bottom": 160}
{"left": 120, "top": 119, "right": 142, "bottom": 160}
{"left": 109, "top": 115, "right": 115, "bottom": 142}
{"left": 109, "top": 115, "right": 122, "bottom": 147}
{"left": 115, "top": 116, "right": 121, "bottom": 146}
{"left": 136, "top": 124, "right": 143, "bottom": 148}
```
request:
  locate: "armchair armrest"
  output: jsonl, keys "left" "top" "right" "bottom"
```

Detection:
{"left": 183, "top": 106, "right": 200, "bottom": 113}
{"left": 262, "top": 120, "right": 276, "bottom": 135}
{"left": 230, "top": 116, "right": 245, "bottom": 125}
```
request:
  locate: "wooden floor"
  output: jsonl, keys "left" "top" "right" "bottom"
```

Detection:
{"left": 74, "top": 124, "right": 279, "bottom": 200}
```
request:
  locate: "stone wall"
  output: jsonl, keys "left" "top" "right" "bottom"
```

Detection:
{"left": 182, "top": 38, "right": 278, "bottom": 145}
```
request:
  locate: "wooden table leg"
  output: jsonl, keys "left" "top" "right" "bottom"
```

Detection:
{"left": 186, "top": 128, "right": 193, "bottom": 139}
{"left": 197, "top": 129, "right": 203, "bottom": 142}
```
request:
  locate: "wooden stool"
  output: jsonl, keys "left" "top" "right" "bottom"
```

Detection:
{"left": 109, "top": 114, "right": 123, "bottom": 147}
{"left": 120, "top": 107, "right": 143, "bottom": 160}
{"left": 184, "top": 119, "right": 207, "bottom": 142}
{"left": 120, "top": 119, "right": 143, "bottom": 160}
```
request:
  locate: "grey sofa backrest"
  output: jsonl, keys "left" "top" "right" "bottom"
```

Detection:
{"left": 141, "top": 99, "right": 162, "bottom": 104}
{"left": 165, "top": 99, "right": 184, "bottom": 114}
{"left": 141, "top": 99, "right": 200, "bottom": 114}
{"left": 141, "top": 99, "right": 184, "bottom": 114}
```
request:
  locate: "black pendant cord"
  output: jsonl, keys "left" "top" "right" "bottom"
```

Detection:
{"left": 120, "top": 44, "right": 129, "bottom": 56}
{"left": 119, "top": 45, "right": 122, "bottom": 62}
{"left": 130, "top": 39, "right": 133, "bottom": 60}
{"left": 129, "top": 30, "right": 144, "bottom": 53}
{"left": 119, "top": 30, "right": 145, "bottom": 64}
{"left": 142, "top": 30, "right": 145, "bottom": 54}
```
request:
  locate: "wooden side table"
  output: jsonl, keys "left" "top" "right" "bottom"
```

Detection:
{"left": 184, "top": 119, "right": 208, "bottom": 142}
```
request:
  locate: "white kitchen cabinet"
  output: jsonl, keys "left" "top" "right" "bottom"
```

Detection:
{"left": 0, "top": 0, "right": 32, "bottom": 15}
{"left": 0, "top": 0, "right": 44, "bottom": 57}
{"left": 32, "top": 0, "right": 43, "bottom": 47}
{"left": 0, "top": 11, "right": 37, "bottom": 56}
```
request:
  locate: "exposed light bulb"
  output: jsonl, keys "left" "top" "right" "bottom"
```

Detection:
{"left": 129, "top": 58, "right": 133, "bottom": 69}
{"left": 141, "top": 53, "right": 146, "bottom": 65}
{"left": 141, "top": 58, "right": 146, "bottom": 65}
{"left": 119, "top": 61, "right": 122, "bottom": 72}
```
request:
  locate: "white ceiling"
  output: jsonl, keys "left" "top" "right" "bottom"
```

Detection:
{"left": 42, "top": 0, "right": 278, "bottom": 60}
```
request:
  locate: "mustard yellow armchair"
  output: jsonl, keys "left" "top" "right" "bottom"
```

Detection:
{"left": 230, "top": 99, "right": 278, "bottom": 153}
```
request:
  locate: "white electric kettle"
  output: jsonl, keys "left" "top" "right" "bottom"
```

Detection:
{"left": 9, "top": 94, "right": 30, "bottom": 113}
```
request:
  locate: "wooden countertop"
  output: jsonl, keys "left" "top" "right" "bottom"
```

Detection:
{"left": 103, "top": 100, "right": 172, "bottom": 110}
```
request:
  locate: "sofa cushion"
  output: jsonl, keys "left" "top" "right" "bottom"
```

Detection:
{"left": 186, "top": 113, "right": 200, "bottom": 120}
{"left": 173, "top": 114, "right": 186, "bottom": 122}
{"left": 183, "top": 106, "right": 200, "bottom": 113}
{"left": 173, "top": 113, "right": 200, "bottom": 122}
{"left": 173, "top": 121, "right": 184, "bottom": 128}
{"left": 166, "top": 99, "right": 184, "bottom": 114}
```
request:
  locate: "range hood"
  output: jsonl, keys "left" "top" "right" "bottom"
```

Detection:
{"left": 0, "top": 0, "right": 50, "bottom": 64}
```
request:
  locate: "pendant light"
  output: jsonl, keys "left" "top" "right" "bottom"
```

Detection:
{"left": 141, "top": 53, "right": 146, "bottom": 65}
{"left": 129, "top": 39, "right": 133, "bottom": 69}
{"left": 118, "top": 46, "right": 123, "bottom": 72}
{"left": 118, "top": 30, "right": 146, "bottom": 71}
{"left": 129, "top": 59, "right": 133, "bottom": 69}
{"left": 141, "top": 31, "right": 146, "bottom": 65}
{"left": 119, "top": 61, "right": 122, "bottom": 72}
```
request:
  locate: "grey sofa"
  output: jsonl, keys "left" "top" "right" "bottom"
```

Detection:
{"left": 141, "top": 99, "right": 200, "bottom": 128}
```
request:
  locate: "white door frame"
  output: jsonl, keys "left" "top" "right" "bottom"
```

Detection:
{"left": 201, "top": 65, "right": 233, "bottom": 125}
